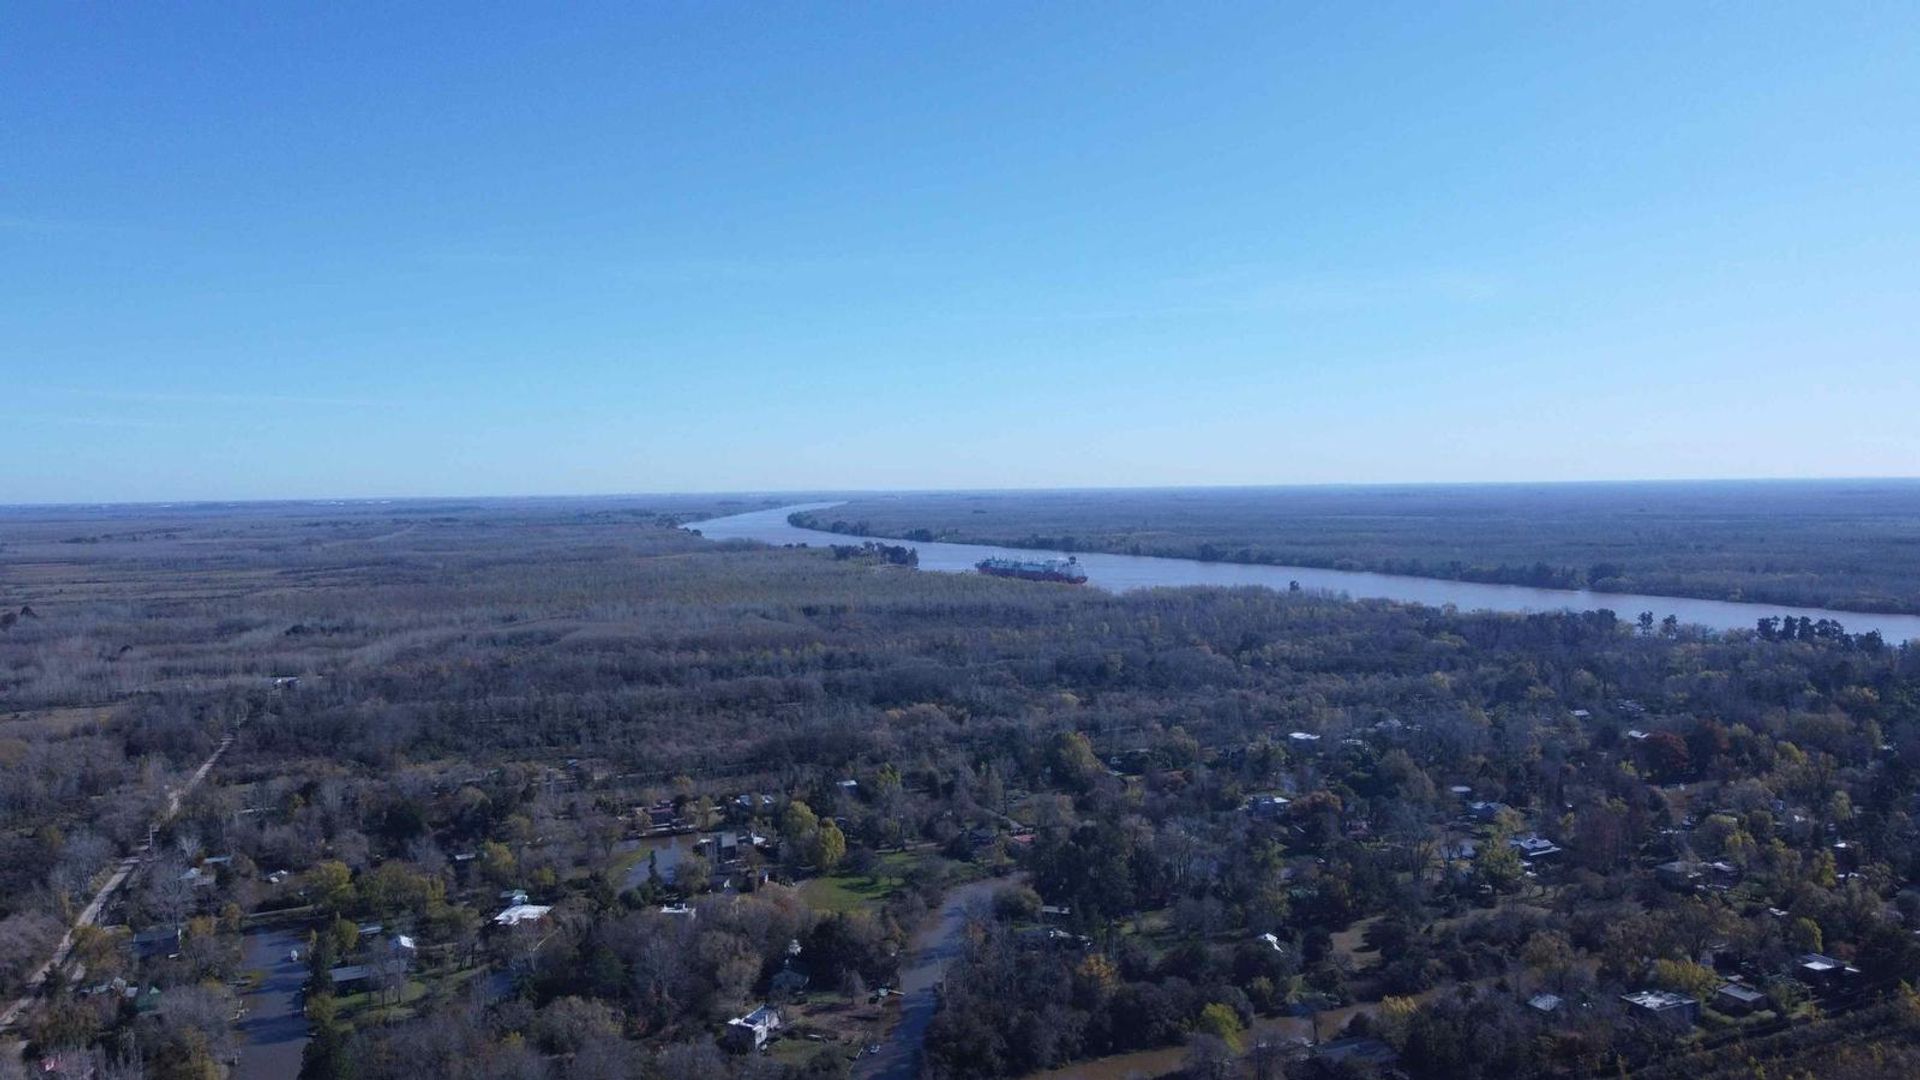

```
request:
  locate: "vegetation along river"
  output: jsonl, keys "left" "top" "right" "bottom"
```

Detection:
{"left": 690, "top": 503, "right": 1920, "bottom": 643}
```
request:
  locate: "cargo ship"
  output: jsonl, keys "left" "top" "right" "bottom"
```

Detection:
{"left": 975, "top": 555, "right": 1088, "bottom": 585}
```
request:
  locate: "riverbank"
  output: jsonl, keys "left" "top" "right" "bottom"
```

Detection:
{"left": 783, "top": 482, "right": 1920, "bottom": 618}
{"left": 691, "top": 504, "right": 1920, "bottom": 643}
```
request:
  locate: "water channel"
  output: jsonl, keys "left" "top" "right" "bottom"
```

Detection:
{"left": 689, "top": 503, "right": 1920, "bottom": 643}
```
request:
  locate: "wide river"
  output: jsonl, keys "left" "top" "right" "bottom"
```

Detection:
{"left": 689, "top": 503, "right": 1920, "bottom": 644}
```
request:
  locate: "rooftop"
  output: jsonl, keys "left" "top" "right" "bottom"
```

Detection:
{"left": 1623, "top": 990, "right": 1696, "bottom": 1011}
{"left": 494, "top": 903, "right": 553, "bottom": 926}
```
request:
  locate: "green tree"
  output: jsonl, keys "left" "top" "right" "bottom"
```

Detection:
{"left": 306, "top": 861, "right": 355, "bottom": 913}
{"left": 814, "top": 819, "right": 847, "bottom": 871}
{"left": 1194, "top": 1002, "right": 1245, "bottom": 1052}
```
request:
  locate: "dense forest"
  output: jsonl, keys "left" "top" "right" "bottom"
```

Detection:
{"left": 789, "top": 481, "right": 1920, "bottom": 615}
{"left": 4, "top": 498, "right": 1920, "bottom": 1079}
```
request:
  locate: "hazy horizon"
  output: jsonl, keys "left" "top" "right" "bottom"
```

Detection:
{"left": 6, "top": 474, "right": 1920, "bottom": 512}
{"left": 7, "top": 4, "right": 1919, "bottom": 502}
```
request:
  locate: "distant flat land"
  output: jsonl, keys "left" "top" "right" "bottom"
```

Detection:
{"left": 791, "top": 480, "right": 1920, "bottom": 615}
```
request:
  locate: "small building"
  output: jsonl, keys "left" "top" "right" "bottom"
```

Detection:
{"left": 1622, "top": 990, "right": 1699, "bottom": 1030}
{"left": 1257, "top": 932, "right": 1285, "bottom": 953}
{"left": 1466, "top": 800, "right": 1509, "bottom": 823}
{"left": 328, "top": 965, "right": 373, "bottom": 994}
{"left": 1286, "top": 732, "right": 1322, "bottom": 746}
{"left": 1246, "top": 793, "right": 1291, "bottom": 818}
{"left": 1527, "top": 992, "right": 1564, "bottom": 1014}
{"left": 659, "top": 903, "right": 696, "bottom": 918}
{"left": 1314, "top": 1037, "right": 1398, "bottom": 1067}
{"left": 1713, "top": 982, "right": 1768, "bottom": 1015}
{"left": 493, "top": 903, "right": 553, "bottom": 927}
{"left": 724, "top": 1004, "right": 782, "bottom": 1051}
{"left": 130, "top": 926, "right": 182, "bottom": 961}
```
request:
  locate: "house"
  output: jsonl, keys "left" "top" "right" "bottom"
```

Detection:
{"left": 1713, "top": 982, "right": 1768, "bottom": 1015}
{"left": 130, "top": 926, "right": 181, "bottom": 960}
{"left": 1796, "top": 953, "right": 1861, "bottom": 992}
{"left": 658, "top": 903, "right": 696, "bottom": 918}
{"left": 1016, "top": 927, "right": 1090, "bottom": 951}
{"left": 1286, "top": 732, "right": 1322, "bottom": 746}
{"left": 1314, "top": 1037, "right": 1398, "bottom": 1067}
{"left": 1527, "top": 993, "right": 1564, "bottom": 1014}
{"left": 1655, "top": 861, "right": 1704, "bottom": 890}
{"left": 769, "top": 966, "right": 811, "bottom": 997}
{"left": 1622, "top": 990, "right": 1699, "bottom": 1030}
{"left": 1246, "top": 793, "right": 1291, "bottom": 818}
{"left": 1509, "top": 834, "right": 1562, "bottom": 859}
{"left": 493, "top": 904, "right": 553, "bottom": 927}
{"left": 1466, "top": 800, "right": 1509, "bottom": 823}
{"left": 724, "top": 1005, "right": 782, "bottom": 1051}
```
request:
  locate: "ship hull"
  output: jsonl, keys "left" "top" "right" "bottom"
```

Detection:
{"left": 976, "top": 564, "right": 1088, "bottom": 585}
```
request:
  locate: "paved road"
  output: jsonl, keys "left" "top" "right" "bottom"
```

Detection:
{"left": 0, "top": 734, "right": 233, "bottom": 1038}
{"left": 855, "top": 876, "right": 1011, "bottom": 1080}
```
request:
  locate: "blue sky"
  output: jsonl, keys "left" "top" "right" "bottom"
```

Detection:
{"left": 4, "top": 2, "right": 1917, "bottom": 502}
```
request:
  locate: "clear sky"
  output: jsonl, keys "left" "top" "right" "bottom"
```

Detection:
{"left": 4, "top": 3, "right": 1917, "bottom": 502}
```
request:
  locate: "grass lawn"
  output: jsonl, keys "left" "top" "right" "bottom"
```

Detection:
{"left": 337, "top": 978, "right": 429, "bottom": 1021}
{"left": 800, "top": 851, "right": 928, "bottom": 913}
{"left": 767, "top": 1037, "right": 850, "bottom": 1068}
{"left": 803, "top": 872, "right": 899, "bottom": 913}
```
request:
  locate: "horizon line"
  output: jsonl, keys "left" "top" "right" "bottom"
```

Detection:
{"left": 5, "top": 473, "right": 1920, "bottom": 512}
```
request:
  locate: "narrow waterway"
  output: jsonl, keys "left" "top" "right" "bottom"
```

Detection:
{"left": 232, "top": 925, "right": 308, "bottom": 1080}
{"left": 690, "top": 503, "right": 1920, "bottom": 643}
{"left": 854, "top": 876, "right": 1010, "bottom": 1080}
{"left": 615, "top": 832, "right": 695, "bottom": 891}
